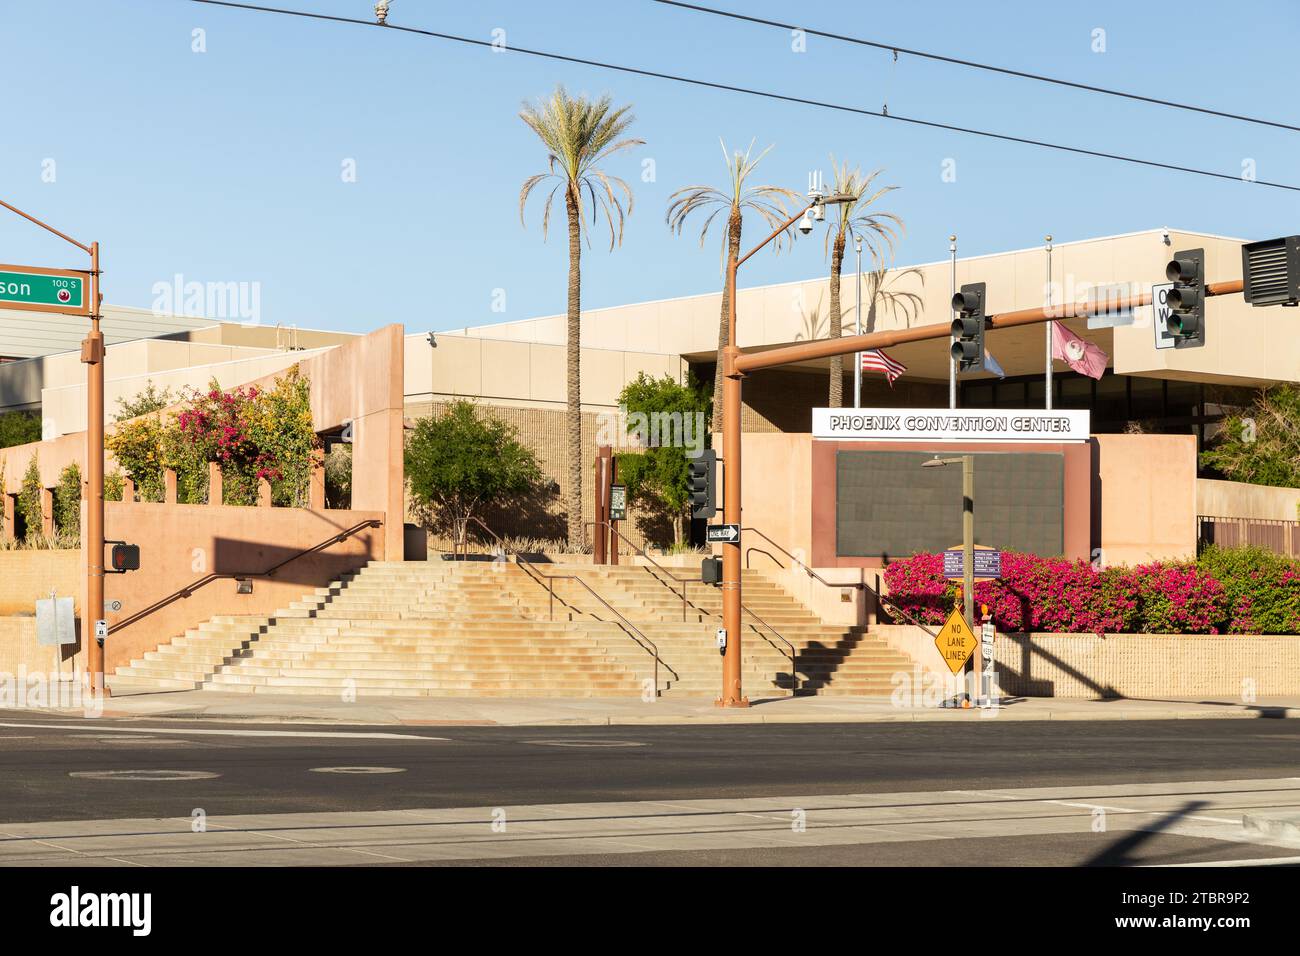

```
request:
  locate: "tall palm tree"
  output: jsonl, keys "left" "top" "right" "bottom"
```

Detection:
{"left": 823, "top": 159, "right": 904, "bottom": 406}
{"left": 519, "top": 86, "right": 643, "bottom": 547}
{"left": 666, "top": 140, "right": 798, "bottom": 427}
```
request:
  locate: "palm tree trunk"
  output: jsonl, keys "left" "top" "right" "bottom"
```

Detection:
{"left": 828, "top": 233, "right": 846, "bottom": 407}
{"left": 564, "top": 187, "right": 584, "bottom": 548}
{"left": 712, "top": 209, "right": 742, "bottom": 431}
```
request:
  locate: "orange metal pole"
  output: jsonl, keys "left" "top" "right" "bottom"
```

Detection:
{"left": 84, "top": 241, "right": 106, "bottom": 698}
{"left": 735, "top": 279, "right": 1244, "bottom": 375}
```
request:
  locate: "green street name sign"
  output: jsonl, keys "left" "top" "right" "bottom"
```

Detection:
{"left": 0, "top": 263, "right": 90, "bottom": 316}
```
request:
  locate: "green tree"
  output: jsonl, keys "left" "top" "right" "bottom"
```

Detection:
{"left": 405, "top": 401, "right": 542, "bottom": 547}
{"left": 0, "top": 411, "right": 41, "bottom": 449}
{"left": 1201, "top": 384, "right": 1300, "bottom": 488}
{"left": 519, "top": 85, "right": 643, "bottom": 547}
{"left": 114, "top": 381, "right": 172, "bottom": 422}
{"left": 666, "top": 140, "right": 797, "bottom": 427}
{"left": 614, "top": 372, "right": 712, "bottom": 546}
{"left": 17, "top": 455, "right": 43, "bottom": 543}
{"left": 822, "top": 159, "right": 904, "bottom": 406}
{"left": 53, "top": 463, "right": 81, "bottom": 542}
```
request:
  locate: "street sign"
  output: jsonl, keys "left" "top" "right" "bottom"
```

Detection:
{"left": 35, "top": 597, "right": 76, "bottom": 647}
{"left": 0, "top": 263, "right": 90, "bottom": 316}
{"left": 935, "top": 608, "right": 978, "bottom": 675}
{"left": 609, "top": 484, "right": 627, "bottom": 522}
{"left": 1086, "top": 282, "right": 1135, "bottom": 329}
{"left": 980, "top": 621, "right": 997, "bottom": 675}
{"left": 943, "top": 545, "right": 1001, "bottom": 580}
{"left": 706, "top": 524, "right": 740, "bottom": 543}
{"left": 1152, "top": 282, "right": 1177, "bottom": 350}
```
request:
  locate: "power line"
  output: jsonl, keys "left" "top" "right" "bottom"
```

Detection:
{"left": 654, "top": 0, "right": 1300, "bottom": 134}
{"left": 186, "top": 0, "right": 1300, "bottom": 193}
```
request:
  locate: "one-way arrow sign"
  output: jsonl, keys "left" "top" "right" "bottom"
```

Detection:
{"left": 706, "top": 524, "right": 740, "bottom": 543}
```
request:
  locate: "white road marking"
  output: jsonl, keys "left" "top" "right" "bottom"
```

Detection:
{"left": 309, "top": 767, "right": 406, "bottom": 774}
{"left": 525, "top": 739, "right": 646, "bottom": 748}
{"left": 0, "top": 721, "right": 446, "bottom": 741}
{"left": 68, "top": 770, "right": 220, "bottom": 782}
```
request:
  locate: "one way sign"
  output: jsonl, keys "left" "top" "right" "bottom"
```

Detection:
{"left": 706, "top": 524, "right": 741, "bottom": 543}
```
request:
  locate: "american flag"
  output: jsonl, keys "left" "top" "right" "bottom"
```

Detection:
{"left": 860, "top": 348, "right": 907, "bottom": 387}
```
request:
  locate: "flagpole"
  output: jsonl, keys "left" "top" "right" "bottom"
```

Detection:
{"left": 948, "top": 234, "right": 957, "bottom": 409}
{"left": 854, "top": 236, "right": 862, "bottom": 409}
{"left": 1044, "top": 234, "right": 1054, "bottom": 410}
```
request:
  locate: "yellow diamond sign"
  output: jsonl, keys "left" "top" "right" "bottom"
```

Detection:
{"left": 935, "top": 608, "right": 978, "bottom": 674}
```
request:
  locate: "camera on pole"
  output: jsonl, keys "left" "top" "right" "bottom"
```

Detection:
{"left": 950, "top": 282, "right": 987, "bottom": 374}
{"left": 1165, "top": 248, "right": 1205, "bottom": 348}
{"left": 687, "top": 449, "right": 716, "bottom": 520}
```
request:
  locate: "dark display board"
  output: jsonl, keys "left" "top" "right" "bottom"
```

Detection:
{"left": 835, "top": 450, "right": 1065, "bottom": 558}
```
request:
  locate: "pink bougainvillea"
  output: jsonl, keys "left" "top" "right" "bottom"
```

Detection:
{"left": 883, "top": 550, "right": 1235, "bottom": 635}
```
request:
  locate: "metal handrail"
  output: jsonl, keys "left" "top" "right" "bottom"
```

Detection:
{"left": 585, "top": 520, "right": 711, "bottom": 623}
{"left": 459, "top": 516, "right": 675, "bottom": 694}
{"left": 742, "top": 525, "right": 938, "bottom": 639}
{"left": 108, "top": 518, "right": 383, "bottom": 635}
{"left": 589, "top": 519, "right": 798, "bottom": 692}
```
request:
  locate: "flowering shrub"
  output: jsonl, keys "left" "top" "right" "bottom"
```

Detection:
{"left": 108, "top": 372, "right": 317, "bottom": 507}
{"left": 882, "top": 548, "right": 1290, "bottom": 635}
{"left": 1132, "top": 562, "right": 1226, "bottom": 634}
{"left": 1198, "top": 545, "right": 1300, "bottom": 634}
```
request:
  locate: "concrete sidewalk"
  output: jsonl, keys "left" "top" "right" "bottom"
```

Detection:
{"left": 25, "top": 678, "right": 1299, "bottom": 726}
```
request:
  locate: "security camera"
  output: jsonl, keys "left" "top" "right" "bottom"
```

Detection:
{"left": 797, "top": 212, "right": 814, "bottom": 236}
{"left": 1160, "top": 227, "right": 1171, "bottom": 246}
{"left": 426, "top": 331, "right": 437, "bottom": 348}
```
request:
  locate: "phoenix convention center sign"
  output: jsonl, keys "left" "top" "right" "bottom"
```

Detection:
{"left": 812, "top": 407, "right": 1090, "bottom": 443}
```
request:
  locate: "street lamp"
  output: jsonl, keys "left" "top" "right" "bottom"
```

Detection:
{"left": 921, "top": 454, "right": 978, "bottom": 697}
{"left": 717, "top": 186, "right": 854, "bottom": 707}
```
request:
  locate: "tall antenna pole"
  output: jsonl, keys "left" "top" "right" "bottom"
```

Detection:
{"left": 1045, "top": 234, "right": 1054, "bottom": 409}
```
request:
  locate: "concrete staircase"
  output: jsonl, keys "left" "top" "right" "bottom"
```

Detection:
{"left": 115, "top": 559, "right": 915, "bottom": 699}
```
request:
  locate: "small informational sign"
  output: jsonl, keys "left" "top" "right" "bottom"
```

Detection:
{"left": 0, "top": 264, "right": 90, "bottom": 316}
{"left": 104, "top": 600, "right": 122, "bottom": 614}
{"left": 94, "top": 619, "right": 108, "bottom": 643}
{"left": 609, "top": 484, "right": 627, "bottom": 522}
{"left": 980, "top": 622, "right": 997, "bottom": 674}
{"left": 1086, "top": 282, "right": 1135, "bottom": 329}
{"left": 813, "top": 407, "right": 1090, "bottom": 443}
{"left": 943, "top": 546, "right": 1002, "bottom": 580}
{"left": 935, "top": 608, "right": 978, "bottom": 675}
{"left": 36, "top": 597, "right": 77, "bottom": 647}
{"left": 706, "top": 524, "right": 740, "bottom": 543}
{"left": 1152, "top": 282, "right": 1177, "bottom": 350}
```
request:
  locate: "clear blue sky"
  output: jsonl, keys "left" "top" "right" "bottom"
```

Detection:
{"left": 2, "top": 0, "right": 1297, "bottom": 334}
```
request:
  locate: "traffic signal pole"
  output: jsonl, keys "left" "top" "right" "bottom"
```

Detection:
{"left": 719, "top": 272, "right": 1244, "bottom": 706}
{"left": 0, "top": 198, "right": 104, "bottom": 698}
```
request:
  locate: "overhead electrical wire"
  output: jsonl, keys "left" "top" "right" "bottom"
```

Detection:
{"left": 654, "top": 0, "right": 1300, "bottom": 134}
{"left": 186, "top": 1, "right": 1300, "bottom": 193}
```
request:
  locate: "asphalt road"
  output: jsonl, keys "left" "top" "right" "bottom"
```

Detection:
{"left": 2, "top": 713, "right": 1300, "bottom": 821}
{"left": 2, "top": 712, "right": 1299, "bottom": 866}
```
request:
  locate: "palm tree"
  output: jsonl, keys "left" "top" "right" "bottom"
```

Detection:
{"left": 519, "top": 86, "right": 643, "bottom": 547}
{"left": 823, "top": 159, "right": 904, "bottom": 406}
{"left": 666, "top": 140, "right": 798, "bottom": 427}
{"left": 859, "top": 263, "right": 925, "bottom": 335}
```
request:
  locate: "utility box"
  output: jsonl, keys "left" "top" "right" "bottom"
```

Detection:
{"left": 701, "top": 556, "right": 722, "bottom": 585}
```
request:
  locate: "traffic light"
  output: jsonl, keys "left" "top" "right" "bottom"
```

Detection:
{"left": 687, "top": 449, "right": 716, "bottom": 520}
{"left": 1165, "top": 248, "right": 1205, "bottom": 348}
{"left": 950, "top": 282, "right": 986, "bottom": 373}
{"left": 109, "top": 543, "right": 140, "bottom": 573}
{"left": 1242, "top": 235, "right": 1300, "bottom": 307}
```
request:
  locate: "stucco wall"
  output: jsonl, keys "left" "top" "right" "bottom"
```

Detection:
{"left": 0, "top": 550, "right": 80, "bottom": 615}
{"left": 1093, "top": 433, "right": 1197, "bottom": 565}
{"left": 1197, "top": 478, "right": 1300, "bottom": 522}
{"left": 876, "top": 623, "right": 1300, "bottom": 699}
